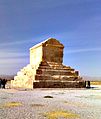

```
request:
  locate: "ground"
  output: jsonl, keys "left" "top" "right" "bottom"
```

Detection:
{"left": 0, "top": 85, "right": 101, "bottom": 119}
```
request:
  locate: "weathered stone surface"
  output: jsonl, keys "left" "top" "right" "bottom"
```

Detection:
{"left": 33, "top": 81, "right": 85, "bottom": 88}
{"left": 11, "top": 38, "right": 85, "bottom": 89}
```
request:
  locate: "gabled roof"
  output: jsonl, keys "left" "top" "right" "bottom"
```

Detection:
{"left": 30, "top": 38, "right": 64, "bottom": 50}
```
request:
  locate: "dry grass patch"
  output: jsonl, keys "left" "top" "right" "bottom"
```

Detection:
{"left": 91, "top": 81, "right": 101, "bottom": 85}
{"left": 30, "top": 104, "right": 44, "bottom": 107}
{"left": 44, "top": 110, "right": 79, "bottom": 119}
{"left": 63, "top": 101, "right": 89, "bottom": 108}
{"left": 1, "top": 102, "right": 22, "bottom": 108}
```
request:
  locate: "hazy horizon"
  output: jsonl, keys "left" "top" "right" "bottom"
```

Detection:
{"left": 0, "top": 0, "right": 101, "bottom": 77}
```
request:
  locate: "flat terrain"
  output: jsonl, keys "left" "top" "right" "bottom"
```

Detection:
{"left": 0, "top": 85, "right": 101, "bottom": 119}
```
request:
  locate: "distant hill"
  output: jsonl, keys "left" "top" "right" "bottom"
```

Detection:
{"left": 0, "top": 75, "right": 14, "bottom": 80}
{"left": 82, "top": 76, "right": 101, "bottom": 81}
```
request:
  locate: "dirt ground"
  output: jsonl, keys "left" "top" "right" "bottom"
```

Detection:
{"left": 0, "top": 85, "right": 101, "bottom": 119}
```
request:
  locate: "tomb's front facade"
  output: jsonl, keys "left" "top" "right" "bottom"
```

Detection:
{"left": 11, "top": 38, "right": 85, "bottom": 89}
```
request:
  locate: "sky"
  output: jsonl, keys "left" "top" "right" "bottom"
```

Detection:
{"left": 0, "top": 0, "right": 101, "bottom": 77}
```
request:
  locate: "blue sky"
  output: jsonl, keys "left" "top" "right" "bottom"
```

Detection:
{"left": 0, "top": 0, "right": 101, "bottom": 77}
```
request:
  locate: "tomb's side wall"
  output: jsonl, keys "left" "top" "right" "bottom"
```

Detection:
{"left": 30, "top": 45, "right": 43, "bottom": 67}
{"left": 11, "top": 45, "right": 43, "bottom": 89}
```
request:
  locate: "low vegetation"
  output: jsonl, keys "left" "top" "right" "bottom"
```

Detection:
{"left": 0, "top": 102, "right": 22, "bottom": 108}
{"left": 91, "top": 81, "right": 101, "bottom": 85}
{"left": 44, "top": 110, "right": 79, "bottom": 119}
{"left": 30, "top": 103, "right": 44, "bottom": 107}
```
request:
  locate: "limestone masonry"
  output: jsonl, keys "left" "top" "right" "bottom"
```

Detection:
{"left": 11, "top": 38, "right": 85, "bottom": 89}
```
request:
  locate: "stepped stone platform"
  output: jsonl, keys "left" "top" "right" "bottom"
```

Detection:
{"left": 11, "top": 38, "right": 85, "bottom": 89}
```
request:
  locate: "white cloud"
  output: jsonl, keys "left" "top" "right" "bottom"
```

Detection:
{"left": 0, "top": 50, "right": 29, "bottom": 75}
{"left": 0, "top": 51, "right": 28, "bottom": 58}
{"left": 65, "top": 47, "right": 101, "bottom": 54}
{"left": 0, "top": 57, "right": 28, "bottom": 64}
{"left": 0, "top": 40, "right": 32, "bottom": 46}
{"left": 0, "top": 35, "right": 50, "bottom": 47}
{"left": 0, "top": 56, "right": 29, "bottom": 75}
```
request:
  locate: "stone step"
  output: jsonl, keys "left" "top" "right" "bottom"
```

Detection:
{"left": 39, "top": 64, "right": 64, "bottom": 69}
{"left": 36, "top": 69, "right": 78, "bottom": 76}
{"left": 35, "top": 74, "right": 78, "bottom": 81}
{"left": 40, "top": 61, "right": 64, "bottom": 68}
{"left": 38, "top": 66, "right": 51, "bottom": 69}
{"left": 35, "top": 75, "right": 52, "bottom": 80}
{"left": 38, "top": 65, "right": 74, "bottom": 71}
{"left": 47, "top": 62, "right": 72, "bottom": 69}
{"left": 33, "top": 81, "right": 85, "bottom": 88}
{"left": 38, "top": 61, "right": 75, "bottom": 71}
{"left": 39, "top": 61, "right": 49, "bottom": 66}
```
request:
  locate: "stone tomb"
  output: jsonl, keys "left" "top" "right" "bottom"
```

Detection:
{"left": 11, "top": 38, "right": 85, "bottom": 89}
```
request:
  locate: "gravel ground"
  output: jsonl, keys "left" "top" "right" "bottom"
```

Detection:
{"left": 0, "top": 85, "right": 101, "bottom": 119}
